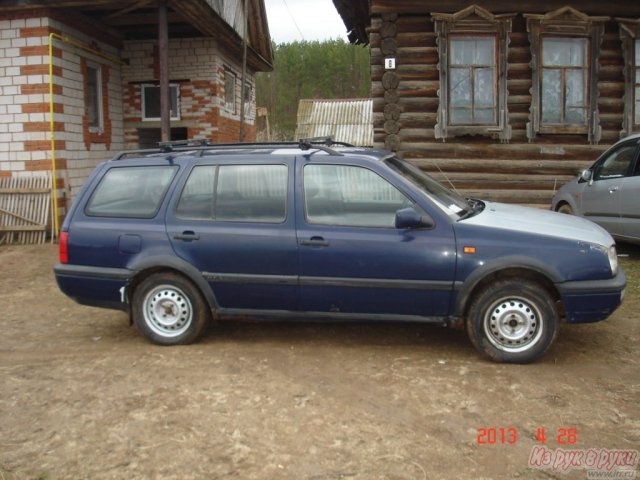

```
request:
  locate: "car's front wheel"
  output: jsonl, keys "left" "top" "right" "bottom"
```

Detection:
{"left": 132, "top": 272, "right": 211, "bottom": 345}
{"left": 557, "top": 203, "right": 573, "bottom": 215}
{"left": 466, "top": 279, "right": 559, "bottom": 363}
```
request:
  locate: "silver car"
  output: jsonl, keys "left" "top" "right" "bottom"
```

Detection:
{"left": 551, "top": 134, "right": 640, "bottom": 245}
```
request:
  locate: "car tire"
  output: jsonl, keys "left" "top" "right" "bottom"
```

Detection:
{"left": 466, "top": 280, "right": 559, "bottom": 364}
{"left": 557, "top": 204, "right": 573, "bottom": 215}
{"left": 132, "top": 272, "right": 211, "bottom": 345}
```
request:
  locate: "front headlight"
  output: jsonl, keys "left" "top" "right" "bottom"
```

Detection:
{"left": 608, "top": 245, "right": 618, "bottom": 276}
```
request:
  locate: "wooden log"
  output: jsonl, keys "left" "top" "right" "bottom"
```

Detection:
{"left": 385, "top": 134, "right": 400, "bottom": 151}
{"left": 371, "top": 0, "right": 640, "bottom": 17}
{"left": 382, "top": 71, "right": 400, "bottom": 90}
{"left": 409, "top": 157, "right": 594, "bottom": 176}
{"left": 398, "top": 128, "right": 436, "bottom": 141}
{"left": 397, "top": 142, "right": 607, "bottom": 161}
{"left": 381, "top": 37, "right": 398, "bottom": 55}
{"left": 396, "top": 32, "right": 437, "bottom": 48}
{"left": 384, "top": 103, "right": 402, "bottom": 120}
{"left": 398, "top": 97, "right": 440, "bottom": 110}
{"left": 384, "top": 120, "right": 400, "bottom": 134}
{"left": 380, "top": 21, "right": 397, "bottom": 39}
{"left": 384, "top": 89, "right": 399, "bottom": 104}
{"left": 398, "top": 112, "right": 437, "bottom": 128}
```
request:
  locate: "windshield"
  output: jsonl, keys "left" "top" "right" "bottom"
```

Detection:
{"left": 385, "top": 156, "right": 470, "bottom": 216}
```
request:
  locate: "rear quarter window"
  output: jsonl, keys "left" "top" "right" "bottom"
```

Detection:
{"left": 85, "top": 166, "right": 178, "bottom": 218}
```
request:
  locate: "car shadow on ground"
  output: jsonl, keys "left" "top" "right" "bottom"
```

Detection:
{"left": 204, "top": 319, "right": 470, "bottom": 350}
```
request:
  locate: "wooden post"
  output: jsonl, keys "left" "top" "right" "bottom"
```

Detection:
{"left": 158, "top": 1, "right": 170, "bottom": 142}
{"left": 239, "top": 0, "right": 249, "bottom": 142}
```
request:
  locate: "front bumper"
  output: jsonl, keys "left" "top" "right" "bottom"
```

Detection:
{"left": 556, "top": 269, "right": 627, "bottom": 323}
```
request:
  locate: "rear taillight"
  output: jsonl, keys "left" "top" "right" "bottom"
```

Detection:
{"left": 59, "top": 231, "right": 68, "bottom": 264}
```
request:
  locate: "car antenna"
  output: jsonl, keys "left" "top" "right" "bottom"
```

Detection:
{"left": 431, "top": 159, "right": 461, "bottom": 196}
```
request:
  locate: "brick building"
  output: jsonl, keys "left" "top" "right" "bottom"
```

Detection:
{"left": 0, "top": 0, "right": 273, "bottom": 221}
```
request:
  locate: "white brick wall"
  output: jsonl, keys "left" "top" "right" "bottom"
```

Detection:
{"left": 0, "top": 15, "right": 124, "bottom": 204}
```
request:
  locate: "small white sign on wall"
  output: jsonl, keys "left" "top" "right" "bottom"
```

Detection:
{"left": 384, "top": 57, "right": 396, "bottom": 70}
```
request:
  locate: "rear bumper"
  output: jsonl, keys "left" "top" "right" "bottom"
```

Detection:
{"left": 54, "top": 264, "right": 132, "bottom": 311}
{"left": 556, "top": 269, "right": 626, "bottom": 323}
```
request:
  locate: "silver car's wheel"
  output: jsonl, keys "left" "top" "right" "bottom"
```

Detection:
{"left": 483, "top": 296, "right": 543, "bottom": 353}
{"left": 466, "top": 279, "right": 559, "bottom": 363}
{"left": 557, "top": 204, "right": 573, "bottom": 215}
{"left": 142, "top": 284, "right": 193, "bottom": 337}
{"left": 133, "top": 273, "right": 211, "bottom": 345}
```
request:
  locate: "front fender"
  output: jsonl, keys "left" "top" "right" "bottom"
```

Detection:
{"left": 453, "top": 255, "right": 561, "bottom": 317}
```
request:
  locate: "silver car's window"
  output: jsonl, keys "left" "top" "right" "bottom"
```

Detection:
{"left": 594, "top": 144, "right": 637, "bottom": 180}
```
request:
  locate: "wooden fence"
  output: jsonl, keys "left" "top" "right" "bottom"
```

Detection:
{"left": 0, "top": 173, "right": 51, "bottom": 245}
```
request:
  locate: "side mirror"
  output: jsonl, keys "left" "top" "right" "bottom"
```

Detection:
{"left": 395, "top": 207, "right": 434, "bottom": 229}
{"left": 580, "top": 169, "right": 592, "bottom": 183}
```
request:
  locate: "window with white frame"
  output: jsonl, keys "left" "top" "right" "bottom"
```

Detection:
{"left": 86, "top": 65, "right": 103, "bottom": 132}
{"left": 224, "top": 69, "right": 237, "bottom": 113}
{"left": 433, "top": 5, "right": 513, "bottom": 142}
{"left": 449, "top": 36, "right": 497, "bottom": 125}
{"left": 141, "top": 84, "right": 179, "bottom": 121}
{"left": 525, "top": 7, "right": 607, "bottom": 143}
{"left": 540, "top": 37, "right": 589, "bottom": 127}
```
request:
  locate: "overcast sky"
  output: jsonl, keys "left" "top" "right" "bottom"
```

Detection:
{"left": 263, "top": 0, "right": 348, "bottom": 43}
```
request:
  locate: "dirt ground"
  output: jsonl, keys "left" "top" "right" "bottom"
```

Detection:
{"left": 0, "top": 243, "right": 638, "bottom": 480}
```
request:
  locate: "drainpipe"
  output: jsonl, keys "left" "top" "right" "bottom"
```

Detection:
{"left": 158, "top": 1, "right": 170, "bottom": 142}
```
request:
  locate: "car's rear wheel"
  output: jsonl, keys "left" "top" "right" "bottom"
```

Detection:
{"left": 133, "top": 272, "right": 210, "bottom": 345}
{"left": 557, "top": 203, "right": 573, "bottom": 215}
{"left": 466, "top": 279, "right": 559, "bottom": 363}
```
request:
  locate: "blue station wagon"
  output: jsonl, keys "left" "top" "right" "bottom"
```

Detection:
{"left": 54, "top": 139, "right": 626, "bottom": 363}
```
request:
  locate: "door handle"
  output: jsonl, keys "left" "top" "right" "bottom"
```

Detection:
{"left": 300, "top": 236, "right": 329, "bottom": 247}
{"left": 174, "top": 231, "right": 200, "bottom": 241}
{"left": 608, "top": 186, "right": 619, "bottom": 194}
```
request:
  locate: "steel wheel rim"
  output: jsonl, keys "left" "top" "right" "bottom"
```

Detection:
{"left": 483, "top": 296, "right": 544, "bottom": 353}
{"left": 143, "top": 284, "right": 193, "bottom": 337}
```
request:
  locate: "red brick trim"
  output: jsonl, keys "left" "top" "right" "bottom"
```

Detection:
{"left": 20, "top": 45, "right": 62, "bottom": 58}
{"left": 21, "top": 65, "right": 62, "bottom": 76}
{"left": 22, "top": 103, "right": 63, "bottom": 114}
{"left": 21, "top": 84, "right": 62, "bottom": 95}
{"left": 26, "top": 158, "right": 67, "bottom": 171}
{"left": 20, "top": 26, "right": 60, "bottom": 38}
{"left": 25, "top": 140, "right": 65, "bottom": 151}
{"left": 24, "top": 121, "right": 64, "bottom": 132}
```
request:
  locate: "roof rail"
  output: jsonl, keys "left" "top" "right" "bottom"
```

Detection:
{"left": 298, "top": 136, "right": 353, "bottom": 148}
{"left": 112, "top": 137, "right": 355, "bottom": 160}
{"left": 158, "top": 139, "right": 211, "bottom": 152}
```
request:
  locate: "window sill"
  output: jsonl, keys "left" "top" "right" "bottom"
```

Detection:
{"left": 539, "top": 125, "right": 588, "bottom": 135}
{"left": 142, "top": 117, "right": 181, "bottom": 122}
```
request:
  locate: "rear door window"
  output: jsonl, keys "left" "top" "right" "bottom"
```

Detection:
{"left": 85, "top": 166, "right": 177, "bottom": 218}
{"left": 176, "top": 164, "right": 288, "bottom": 223}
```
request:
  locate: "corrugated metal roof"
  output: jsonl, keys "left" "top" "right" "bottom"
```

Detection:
{"left": 295, "top": 98, "right": 373, "bottom": 147}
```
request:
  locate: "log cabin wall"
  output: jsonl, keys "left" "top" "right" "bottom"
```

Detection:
{"left": 365, "top": 2, "right": 640, "bottom": 208}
